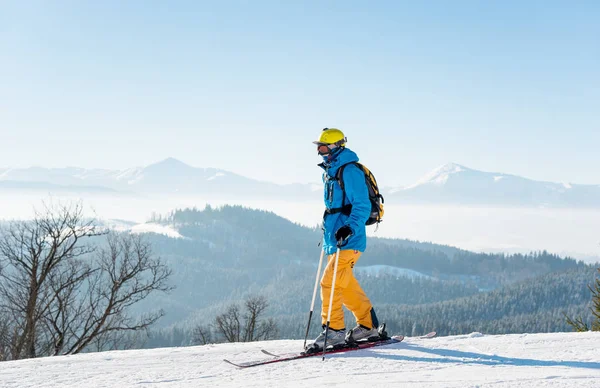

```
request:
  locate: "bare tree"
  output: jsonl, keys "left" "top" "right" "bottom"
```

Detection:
{"left": 213, "top": 295, "right": 278, "bottom": 343}
{"left": 253, "top": 317, "right": 278, "bottom": 342}
{"left": 0, "top": 202, "right": 101, "bottom": 359}
{"left": 243, "top": 295, "right": 269, "bottom": 342}
{"left": 0, "top": 202, "right": 173, "bottom": 360}
{"left": 61, "top": 233, "right": 172, "bottom": 354}
{"left": 43, "top": 258, "right": 96, "bottom": 356}
{"left": 214, "top": 305, "right": 242, "bottom": 342}
{"left": 192, "top": 325, "right": 212, "bottom": 345}
{"left": 0, "top": 314, "right": 12, "bottom": 361}
{"left": 91, "top": 328, "right": 145, "bottom": 352}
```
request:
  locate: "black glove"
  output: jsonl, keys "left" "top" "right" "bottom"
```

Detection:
{"left": 335, "top": 225, "right": 353, "bottom": 244}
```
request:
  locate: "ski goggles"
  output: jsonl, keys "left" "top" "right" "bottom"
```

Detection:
{"left": 315, "top": 137, "right": 346, "bottom": 155}
{"left": 316, "top": 143, "right": 336, "bottom": 155}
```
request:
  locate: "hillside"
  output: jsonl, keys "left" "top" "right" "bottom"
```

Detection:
{"left": 133, "top": 206, "right": 587, "bottom": 325}
{"left": 1, "top": 204, "right": 593, "bottom": 353}
{"left": 108, "top": 205, "right": 595, "bottom": 347}
{"left": 375, "top": 266, "right": 597, "bottom": 336}
{"left": 1, "top": 332, "right": 599, "bottom": 387}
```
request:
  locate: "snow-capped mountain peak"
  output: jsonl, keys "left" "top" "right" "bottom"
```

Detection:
{"left": 145, "top": 157, "right": 195, "bottom": 172}
{"left": 407, "top": 162, "right": 471, "bottom": 189}
{"left": 391, "top": 162, "right": 600, "bottom": 207}
{"left": 2, "top": 159, "right": 599, "bottom": 207}
{"left": 0, "top": 158, "right": 319, "bottom": 199}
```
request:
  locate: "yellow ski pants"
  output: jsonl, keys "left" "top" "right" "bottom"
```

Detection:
{"left": 320, "top": 249, "right": 373, "bottom": 330}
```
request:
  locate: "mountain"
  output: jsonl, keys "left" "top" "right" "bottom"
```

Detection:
{"left": 0, "top": 158, "right": 317, "bottom": 199}
{"left": 3, "top": 332, "right": 599, "bottom": 387}
{"left": 2, "top": 159, "right": 599, "bottom": 207}
{"left": 376, "top": 266, "right": 596, "bottom": 336}
{"left": 0, "top": 165, "right": 116, "bottom": 187}
{"left": 1, "top": 205, "right": 596, "bottom": 374}
{"left": 390, "top": 162, "right": 600, "bottom": 207}
{"left": 110, "top": 157, "right": 283, "bottom": 196}
{"left": 124, "top": 206, "right": 588, "bottom": 329}
{"left": 0, "top": 180, "right": 118, "bottom": 193}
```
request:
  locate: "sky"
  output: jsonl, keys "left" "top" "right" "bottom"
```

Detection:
{"left": 1, "top": 0, "right": 599, "bottom": 186}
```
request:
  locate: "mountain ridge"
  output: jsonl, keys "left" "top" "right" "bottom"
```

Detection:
{"left": 391, "top": 162, "right": 600, "bottom": 207}
{"left": 2, "top": 158, "right": 599, "bottom": 207}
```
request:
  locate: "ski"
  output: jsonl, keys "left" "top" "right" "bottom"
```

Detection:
{"left": 260, "top": 349, "right": 281, "bottom": 358}
{"left": 260, "top": 331, "right": 435, "bottom": 359}
{"left": 223, "top": 335, "right": 405, "bottom": 368}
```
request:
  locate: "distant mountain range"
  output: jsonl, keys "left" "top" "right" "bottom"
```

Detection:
{"left": 1, "top": 158, "right": 599, "bottom": 207}
{"left": 389, "top": 162, "right": 600, "bottom": 207}
{"left": 0, "top": 157, "right": 319, "bottom": 200}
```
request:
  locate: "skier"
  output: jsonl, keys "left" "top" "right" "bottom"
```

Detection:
{"left": 308, "top": 128, "right": 381, "bottom": 351}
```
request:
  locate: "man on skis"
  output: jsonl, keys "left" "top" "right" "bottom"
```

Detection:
{"left": 308, "top": 127, "right": 381, "bottom": 351}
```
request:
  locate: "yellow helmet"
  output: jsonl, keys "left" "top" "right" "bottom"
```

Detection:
{"left": 312, "top": 128, "right": 347, "bottom": 146}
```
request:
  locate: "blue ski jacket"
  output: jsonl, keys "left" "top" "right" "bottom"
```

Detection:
{"left": 319, "top": 147, "right": 370, "bottom": 255}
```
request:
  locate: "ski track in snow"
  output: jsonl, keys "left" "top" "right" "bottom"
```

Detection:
{"left": 0, "top": 332, "right": 599, "bottom": 387}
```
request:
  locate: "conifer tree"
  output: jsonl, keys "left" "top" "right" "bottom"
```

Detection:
{"left": 566, "top": 268, "right": 600, "bottom": 331}
{"left": 589, "top": 268, "right": 600, "bottom": 331}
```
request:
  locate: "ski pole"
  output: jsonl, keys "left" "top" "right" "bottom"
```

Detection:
{"left": 303, "top": 248, "right": 326, "bottom": 350}
{"left": 322, "top": 242, "right": 342, "bottom": 361}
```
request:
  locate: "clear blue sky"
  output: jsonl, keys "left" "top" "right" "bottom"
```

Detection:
{"left": 1, "top": 1, "right": 598, "bottom": 186}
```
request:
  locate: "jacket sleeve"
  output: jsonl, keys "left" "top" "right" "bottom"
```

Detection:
{"left": 342, "top": 164, "right": 370, "bottom": 231}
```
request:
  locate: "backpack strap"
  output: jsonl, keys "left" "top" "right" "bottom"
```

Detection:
{"left": 323, "top": 163, "right": 356, "bottom": 218}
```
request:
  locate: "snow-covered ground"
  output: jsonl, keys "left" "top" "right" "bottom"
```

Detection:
{"left": 129, "top": 223, "right": 185, "bottom": 239}
{"left": 355, "top": 265, "right": 432, "bottom": 280}
{"left": 1, "top": 332, "right": 599, "bottom": 387}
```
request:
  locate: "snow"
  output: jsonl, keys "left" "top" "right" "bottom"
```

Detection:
{"left": 0, "top": 332, "right": 598, "bottom": 387}
{"left": 406, "top": 162, "right": 467, "bottom": 189}
{"left": 129, "top": 223, "right": 185, "bottom": 239}
{"left": 355, "top": 265, "right": 432, "bottom": 280}
{"left": 207, "top": 172, "right": 225, "bottom": 181}
{"left": 114, "top": 167, "right": 142, "bottom": 181}
{"left": 100, "top": 220, "right": 185, "bottom": 239}
{"left": 494, "top": 175, "right": 504, "bottom": 182}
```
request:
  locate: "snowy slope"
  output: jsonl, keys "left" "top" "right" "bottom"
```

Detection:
{"left": 1, "top": 332, "right": 599, "bottom": 387}
{"left": 355, "top": 265, "right": 432, "bottom": 280}
{"left": 129, "top": 223, "right": 185, "bottom": 239}
{"left": 98, "top": 220, "right": 186, "bottom": 239}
